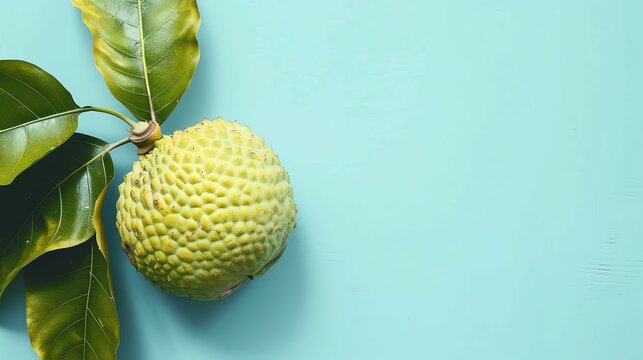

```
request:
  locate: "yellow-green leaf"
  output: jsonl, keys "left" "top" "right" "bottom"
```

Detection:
{"left": 73, "top": 0, "right": 201, "bottom": 124}
{"left": 0, "top": 60, "right": 80, "bottom": 185}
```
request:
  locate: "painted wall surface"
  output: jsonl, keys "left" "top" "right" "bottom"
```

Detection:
{"left": 1, "top": 1, "right": 643, "bottom": 359}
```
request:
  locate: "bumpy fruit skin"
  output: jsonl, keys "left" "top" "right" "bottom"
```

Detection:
{"left": 116, "top": 118, "right": 296, "bottom": 300}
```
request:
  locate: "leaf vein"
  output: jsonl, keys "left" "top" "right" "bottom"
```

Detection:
{"left": 100, "top": 59, "right": 144, "bottom": 79}
{"left": 0, "top": 85, "right": 40, "bottom": 117}
{"left": 33, "top": 293, "right": 87, "bottom": 340}
{"left": 31, "top": 66, "right": 70, "bottom": 109}
{"left": 49, "top": 318, "right": 84, "bottom": 355}
{"left": 88, "top": 307, "right": 115, "bottom": 348}
{"left": 0, "top": 70, "right": 57, "bottom": 111}
{"left": 86, "top": 0, "right": 138, "bottom": 27}
{"left": 153, "top": 70, "right": 187, "bottom": 102}
{"left": 4, "top": 125, "right": 29, "bottom": 188}
{"left": 143, "top": 0, "right": 186, "bottom": 41}
{"left": 44, "top": 187, "right": 65, "bottom": 250}
{"left": 59, "top": 343, "right": 83, "bottom": 360}
{"left": 147, "top": 41, "right": 181, "bottom": 71}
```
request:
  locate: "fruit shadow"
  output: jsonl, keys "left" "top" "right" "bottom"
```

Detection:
{"left": 159, "top": 226, "right": 308, "bottom": 355}
{"left": 109, "top": 247, "right": 147, "bottom": 360}
{"left": 0, "top": 274, "right": 27, "bottom": 331}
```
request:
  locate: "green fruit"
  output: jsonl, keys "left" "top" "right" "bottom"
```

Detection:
{"left": 116, "top": 118, "right": 297, "bottom": 300}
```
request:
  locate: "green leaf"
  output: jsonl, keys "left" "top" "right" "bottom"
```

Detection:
{"left": 0, "top": 133, "right": 114, "bottom": 297}
{"left": 25, "top": 173, "right": 118, "bottom": 360}
{"left": 25, "top": 236, "right": 119, "bottom": 360}
{"left": 0, "top": 60, "right": 80, "bottom": 185}
{"left": 25, "top": 241, "right": 119, "bottom": 360}
{"left": 73, "top": 0, "right": 201, "bottom": 124}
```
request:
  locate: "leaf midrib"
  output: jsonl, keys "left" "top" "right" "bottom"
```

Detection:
{"left": 82, "top": 244, "right": 94, "bottom": 359}
{"left": 0, "top": 109, "right": 80, "bottom": 133}
{"left": 136, "top": 0, "right": 156, "bottom": 122}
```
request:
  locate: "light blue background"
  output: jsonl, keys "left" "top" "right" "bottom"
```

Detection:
{"left": 2, "top": 1, "right": 643, "bottom": 359}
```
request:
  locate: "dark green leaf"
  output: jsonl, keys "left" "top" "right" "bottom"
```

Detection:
{"left": 25, "top": 236, "right": 119, "bottom": 360}
{"left": 73, "top": 0, "right": 201, "bottom": 124}
{"left": 0, "top": 60, "right": 80, "bottom": 185}
{"left": 0, "top": 133, "right": 114, "bottom": 297}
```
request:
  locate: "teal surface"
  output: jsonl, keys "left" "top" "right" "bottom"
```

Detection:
{"left": 1, "top": 1, "right": 643, "bottom": 359}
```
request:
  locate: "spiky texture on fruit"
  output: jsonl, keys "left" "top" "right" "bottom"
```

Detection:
{"left": 116, "top": 118, "right": 296, "bottom": 300}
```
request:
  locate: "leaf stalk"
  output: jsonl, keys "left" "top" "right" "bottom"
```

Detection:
{"left": 85, "top": 106, "right": 139, "bottom": 128}
{"left": 0, "top": 106, "right": 139, "bottom": 133}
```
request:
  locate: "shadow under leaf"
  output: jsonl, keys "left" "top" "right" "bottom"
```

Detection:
{"left": 0, "top": 274, "right": 27, "bottom": 331}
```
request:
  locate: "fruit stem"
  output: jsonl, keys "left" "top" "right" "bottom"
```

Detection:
{"left": 129, "top": 120, "right": 162, "bottom": 155}
{"left": 86, "top": 106, "right": 139, "bottom": 128}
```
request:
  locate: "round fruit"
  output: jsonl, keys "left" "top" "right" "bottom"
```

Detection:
{"left": 116, "top": 118, "right": 297, "bottom": 300}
